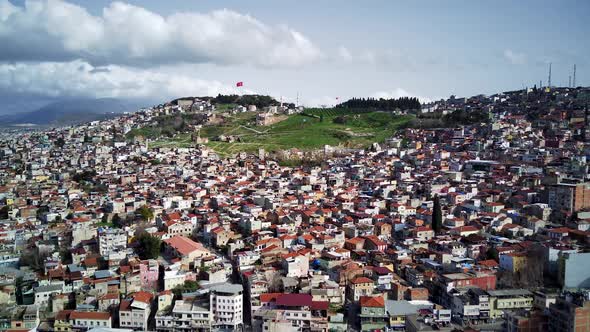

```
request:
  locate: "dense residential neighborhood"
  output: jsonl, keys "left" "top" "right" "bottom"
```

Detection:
{"left": 0, "top": 86, "right": 589, "bottom": 332}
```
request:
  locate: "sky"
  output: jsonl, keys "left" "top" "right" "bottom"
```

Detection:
{"left": 0, "top": 0, "right": 588, "bottom": 113}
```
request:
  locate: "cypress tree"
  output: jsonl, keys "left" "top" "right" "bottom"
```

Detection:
{"left": 433, "top": 195, "right": 443, "bottom": 233}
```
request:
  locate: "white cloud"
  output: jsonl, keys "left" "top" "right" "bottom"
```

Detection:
{"left": 0, "top": 0, "right": 321, "bottom": 67}
{"left": 336, "top": 46, "right": 353, "bottom": 62}
{"left": 371, "top": 88, "right": 434, "bottom": 103}
{"left": 0, "top": 60, "right": 253, "bottom": 99}
{"left": 503, "top": 49, "right": 526, "bottom": 65}
{"left": 332, "top": 47, "right": 420, "bottom": 72}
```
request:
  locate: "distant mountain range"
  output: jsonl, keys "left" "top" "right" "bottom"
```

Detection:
{"left": 0, "top": 98, "right": 151, "bottom": 127}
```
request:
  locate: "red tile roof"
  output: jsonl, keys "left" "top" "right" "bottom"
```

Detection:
{"left": 276, "top": 293, "right": 312, "bottom": 307}
{"left": 311, "top": 301, "right": 329, "bottom": 310}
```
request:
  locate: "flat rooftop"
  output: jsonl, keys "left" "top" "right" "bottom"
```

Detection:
{"left": 487, "top": 289, "right": 532, "bottom": 297}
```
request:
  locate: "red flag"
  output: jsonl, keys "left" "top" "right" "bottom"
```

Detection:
{"left": 236, "top": 81, "right": 243, "bottom": 87}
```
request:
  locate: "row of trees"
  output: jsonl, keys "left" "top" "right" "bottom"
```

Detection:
{"left": 337, "top": 97, "right": 421, "bottom": 111}
{"left": 212, "top": 94, "right": 295, "bottom": 109}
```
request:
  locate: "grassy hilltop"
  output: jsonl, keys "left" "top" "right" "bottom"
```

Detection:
{"left": 149, "top": 108, "right": 412, "bottom": 155}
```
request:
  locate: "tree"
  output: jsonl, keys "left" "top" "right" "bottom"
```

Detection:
{"left": 486, "top": 247, "right": 499, "bottom": 261}
{"left": 337, "top": 96, "right": 421, "bottom": 111}
{"left": 15, "top": 277, "right": 24, "bottom": 304}
{"left": 60, "top": 248, "right": 72, "bottom": 264}
{"left": 36, "top": 205, "right": 49, "bottom": 220}
{"left": 432, "top": 195, "right": 443, "bottom": 233}
{"left": 135, "top": 233, "right": 162, "bottom": 260}
{"left": 0, "top": 206, "right": 9, "bottom": 219}
{"left": 171, "top": 280, "right": 200, "bottom": 298}
{"left": 112, "top": 214, "right": 123, "bottom": 228}
{"left": 55, "top": 137, "right": 66, "bottom": 148}
{"left": 136, "top": 205, "right": 154, "bottom": 222}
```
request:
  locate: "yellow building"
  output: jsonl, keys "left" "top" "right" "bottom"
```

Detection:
{"left": 499, "top": 252, "right": 528, "bottom": 273}
{"left": 488, "top": 289, "right": 533, "bottom": 318}
{"left": 348, "top": 277, "right": 375, "bottom": 301}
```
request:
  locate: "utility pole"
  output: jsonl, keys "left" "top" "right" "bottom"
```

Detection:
{"left": 573, "top": 64, "right": 577, "bottom": 87}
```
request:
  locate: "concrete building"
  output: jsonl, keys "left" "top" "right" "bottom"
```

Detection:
{"left": 209, "top": 283, "right": 244, "bottom": 330}
{"left": 505, "top": 309, "right": 547, "bottom": 332}
{"left": 558, "top": 252, "right": 590, "bottom": 289}
{"left": 157, "top": 298, "right": 212, "bottom": 331}
{"left": 10, "top": 305, "right": 39, "bottom": 331}
{"left": 119, "top": 291, "right": 153, "bottom": 331}
{"left": 500, "top": 252, "right": 528, "bottom": 273}
{"left": 548, "top": 293, "right": 590, "bottom": 332}
{"left": 33, "top": 284, "right": 63, "bottom": 308}
{"left": 69, "top": 311, "right": 112, "bottom": 330}
{"left": 98, "top": 228, "right": 127, "bottom": 256}
{"left": 488, "top": 289, "right": 533, "bottom": 319}
{"left": 359, "top": 296, "right": 387, "bottom": 332}
{"left": 252, "top": 293, "right": 328, "bottom": 332}
{"left": 139, "top": 259, "right": 159, "bottom": 291}
{"left": 281, "top": 254, "right": 309, "bottom": 278}
{"left": 547, "top": 182, "right": 590, "bottom": 213}
{"left": 348, "top": 277, "right": 375, "bottom": 301}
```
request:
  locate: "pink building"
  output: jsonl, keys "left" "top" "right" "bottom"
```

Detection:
{"left": 140, "top": 259, "right": 159, "bottom": 290}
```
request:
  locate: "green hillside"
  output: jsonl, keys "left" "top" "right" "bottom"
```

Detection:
{"left": 149, "top": 108, "right": 412, "bottom": 155}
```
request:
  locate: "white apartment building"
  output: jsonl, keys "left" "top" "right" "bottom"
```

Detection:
{"left": 69, "top": 311, "right": 112, "bottom": 329}
{"left": 282, "top": 254, "right": 309, "bottom": 278}
{"left": 98, "top": 228, "right": 127, "bottom": 256}
{"left": 209, "top": 283, "right": 244, "bottom": 330}
{"left": 156, "top": 298, "right": 212, "bottom": 331}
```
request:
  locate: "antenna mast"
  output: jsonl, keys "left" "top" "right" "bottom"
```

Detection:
{"left": 548, "top": 63, "right": 552, "bottom": 87}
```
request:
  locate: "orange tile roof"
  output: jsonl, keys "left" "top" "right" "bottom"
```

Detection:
{"left": 260, "top": 293, "right": 282, "bottom": 303}
{"left": 351, "top": 276, "right": 373, "bottom": 284}
{"left": 164, "top": 236, "right": 205, "bottom": 256}
{"left": 132, "top": 291, "right": 153, "bottom": 304}
{"left": 360, "top": 295, "right": 385, "bottom": 307}
{"left": 70, "top": 311, "right": 111, "bottom": 320}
